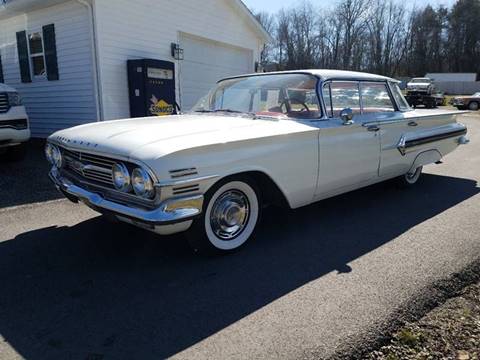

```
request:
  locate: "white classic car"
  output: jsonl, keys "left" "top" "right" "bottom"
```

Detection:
{"left": 0, "top": 83, "right": 30, "bottom": 160}
{"left": 46, "top": 70, "right": 469, "bottom": 254}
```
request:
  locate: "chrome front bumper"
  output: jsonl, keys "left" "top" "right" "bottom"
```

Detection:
{"left": 49, "top": 168, "right": 203, "bottom": 226}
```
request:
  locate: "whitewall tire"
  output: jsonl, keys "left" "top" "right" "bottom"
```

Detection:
{"left": 187, "top": 177, "right": 260, "bottom": 254}
{"left": 398, "top": 166, "right": 423, "bottom": 187}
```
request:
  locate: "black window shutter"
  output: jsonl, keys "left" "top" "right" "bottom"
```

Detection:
{"left": 42, "top": 24, "right": 59, "bottom": 81}
{"left": 16, "top": 31, "right": 31, "bottom": 83}
{"left": 0, "top": 55, "right": 4, "bottom": 83}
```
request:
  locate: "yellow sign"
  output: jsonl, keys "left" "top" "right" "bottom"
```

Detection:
{"left": 149, "top": 95, "right": 174, "bottom": 116}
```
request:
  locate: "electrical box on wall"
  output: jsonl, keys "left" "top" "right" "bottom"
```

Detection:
{"left": 127, "top": 59, "right": 177, "bottom": 118}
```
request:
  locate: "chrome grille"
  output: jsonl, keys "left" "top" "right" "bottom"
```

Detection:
{"left": 60, "top": 147, "right": 115, "bottom": 187}
{"left": 0, "top": 93, "right": 9, "bottom": 113}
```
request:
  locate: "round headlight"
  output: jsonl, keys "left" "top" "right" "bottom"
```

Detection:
{"left": 45, "top": 143, "right": 55, "bottom": 164}
{"left": 131, "top": 167, "right": 155, "bottom": 199}
{"left": 51, "top": 145, "right": 63, "bottom": 168}
{"left": 112, "top": 163, "right": 131, "bottom": 192}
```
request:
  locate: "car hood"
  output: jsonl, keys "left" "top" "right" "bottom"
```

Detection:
{"left": 0, "top": 83, "right": 18, "bottom": 92}
{"left": 49, "top": 114, "right": 315, "bottom": 161}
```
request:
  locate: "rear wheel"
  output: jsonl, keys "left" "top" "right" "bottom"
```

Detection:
{"left": 397, "top": 166, "right": 423, "bottom": 187}
{"left": 187, "top": 176, "right": 261, "bottom": 255}
{"left": 468, "top": 101, "right": 479, "bottom": 111}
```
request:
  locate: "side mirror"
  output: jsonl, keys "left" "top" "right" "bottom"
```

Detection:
{"left": 340, "top": 108, "right": 354, "bottom": 125}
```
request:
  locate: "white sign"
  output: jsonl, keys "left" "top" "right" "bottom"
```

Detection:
{"left": 147, "top": 68, "right": 173, "bottom": 80}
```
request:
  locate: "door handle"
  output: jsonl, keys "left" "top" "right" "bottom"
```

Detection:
{"left": 366, "top": 125, "right": 380, "bottom": 132}
{"left": 408, "top": 121, "right": 418, "bottom": 127}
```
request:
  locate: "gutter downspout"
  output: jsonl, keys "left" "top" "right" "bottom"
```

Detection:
{"left": 77, "top": 0, "right": 103, "bottom": 121}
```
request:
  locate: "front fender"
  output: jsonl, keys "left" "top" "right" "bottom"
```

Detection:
{"left": 146, "top": 130, "right": 319, "bottom": 209}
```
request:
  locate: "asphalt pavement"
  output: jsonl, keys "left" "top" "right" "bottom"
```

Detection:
{"left": 0, "top": 113, "right": 479, "bottom": 360}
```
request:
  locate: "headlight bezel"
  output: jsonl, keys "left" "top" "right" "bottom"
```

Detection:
{"left": 52, "top": 146, "right": 63, "bottom": 168}
{"left": 45, "top": 143, "right": 63, "bottom": 168}
{"left": 131, "top": 167, "right": 155, "bottom": 199}
{"left": 45, "top": 143, "right": 55, "bottom": 164}
{"left": 7, "top": 92, "right": 23, "bottom": 107}
{"left": 112, "top": 162, "right": 132, "bottom": 193}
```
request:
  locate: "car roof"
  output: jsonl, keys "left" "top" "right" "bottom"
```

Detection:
{"left": 219, "top": 69, "right": 399, "bottom": 83}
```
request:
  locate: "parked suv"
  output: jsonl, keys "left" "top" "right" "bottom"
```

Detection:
{"left": 0, "top": 83, "right": 30, "bottom": 161}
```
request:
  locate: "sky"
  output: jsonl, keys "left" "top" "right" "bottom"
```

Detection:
{"left": 243, "top": 0, "right": 458, "bottom": 13}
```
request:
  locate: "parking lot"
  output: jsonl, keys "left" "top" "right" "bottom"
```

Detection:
{"left": 0, "top": 111, "right": 479, "bottom": 359}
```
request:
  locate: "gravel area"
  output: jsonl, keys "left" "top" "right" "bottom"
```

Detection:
{"left": 367, "top": 281, "right": 480, "bottom": 359}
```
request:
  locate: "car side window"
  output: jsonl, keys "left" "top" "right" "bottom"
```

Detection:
{"left": 360, "top": 82, "right": 396, "bottom": 113}
{"left": 325, "top": 81, "right": 361, "bottom": 118}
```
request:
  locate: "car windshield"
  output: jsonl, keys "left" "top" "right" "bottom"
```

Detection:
{"left": 411, "top": 78, "right": 430, "bottom": 83}
{"left": 191, "top": 74, "right": 322, "bottom": 119}
{"left": 473, "top": 92, "right": 480, "bottom": 97}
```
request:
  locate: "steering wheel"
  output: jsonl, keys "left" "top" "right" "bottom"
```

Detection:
{"left": 279, "top": 98, "right": 311, "bottom": 113}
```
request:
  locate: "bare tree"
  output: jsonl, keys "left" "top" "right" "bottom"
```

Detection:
{"left": 256, "top": 0, "right": 479, "bottom": 77}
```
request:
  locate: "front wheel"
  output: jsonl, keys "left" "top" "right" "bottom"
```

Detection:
{"left": 187, "top": 177, "right": 261, "bottom": 255}
{"left": 397, "top": 166, "right": 423, "bottom": 187}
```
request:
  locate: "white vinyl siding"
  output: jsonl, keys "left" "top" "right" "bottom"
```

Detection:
{"left": 0, "top": 1, "right": 97, "bottom": 137}
{"left": 94, "top": 0, "right": 263, "bottom": 120}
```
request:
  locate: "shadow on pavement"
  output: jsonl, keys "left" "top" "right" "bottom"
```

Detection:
{"left": 0, "top": 139, "right": 62, "bottom": 209}
{"left": 0, "top": 174, "right": 478, "bottom": 359}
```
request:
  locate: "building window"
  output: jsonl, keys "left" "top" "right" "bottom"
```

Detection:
{"left": 28, "top": 32, "right": 46, "bottom": 77}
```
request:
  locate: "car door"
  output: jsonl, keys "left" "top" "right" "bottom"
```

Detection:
{"left": 376, "top": 82, "right": 419, "bottom": 177}
{"left": 315, "top": 81, "right": 381, "bottom": 198}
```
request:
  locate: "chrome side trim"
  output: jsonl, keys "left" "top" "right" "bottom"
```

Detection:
{"left": 156, "top": 174, "right": 220, "bottom": 188}
{"left": 397, "top": 128, "right": 467, "bottom": 156}
{"left": 398, "top": 135, "right": 407, "bottom": 156}
{"left": 363, "top": 119, "right": 407, "bottom": 126}
{"left": 50, "top": 168, "right": 203, "bottom": 224}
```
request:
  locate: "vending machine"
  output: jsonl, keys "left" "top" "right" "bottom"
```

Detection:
{"left": 127, "top": 59, "right": 178, "bottom": 118}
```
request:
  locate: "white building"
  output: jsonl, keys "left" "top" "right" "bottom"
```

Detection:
{"left": 425, "top": 73, "right": 480, "bottom": 95}
{"left": 0, "top": 0, "right": 270, "bottom": 137}
{"left": 425, "top": 73, "right": 477, "bottom": 82}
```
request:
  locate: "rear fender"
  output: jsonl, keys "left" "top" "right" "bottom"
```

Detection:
{"left": 409, "top": 149, "right": 442, "bottom": 172}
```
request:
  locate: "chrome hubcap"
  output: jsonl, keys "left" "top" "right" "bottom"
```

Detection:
{"left": 210, "top": 190, "right": 250, "bottom": 240}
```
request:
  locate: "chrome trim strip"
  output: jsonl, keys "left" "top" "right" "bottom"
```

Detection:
{"left": 82, "top": 164, "right": 112, "bottom": 174}
{"left": 156, "top": 174, "right": 220, "bottom": 188}
{"left": 363, "top": 119, "right": 407, "bottom": 126}
{"left": 50, "top": 168, "right": 203, "bottom": 224}
{"left": 397, "top": 128, "right": 467, "bottom": 156}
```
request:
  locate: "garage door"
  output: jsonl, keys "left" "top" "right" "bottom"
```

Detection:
{"left": 179, "top": 34, "right": 254, "bottom": 110}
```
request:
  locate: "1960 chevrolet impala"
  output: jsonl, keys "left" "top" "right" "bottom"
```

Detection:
{"left": 46, "top": 70, "right": 469, "bottom": 254}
